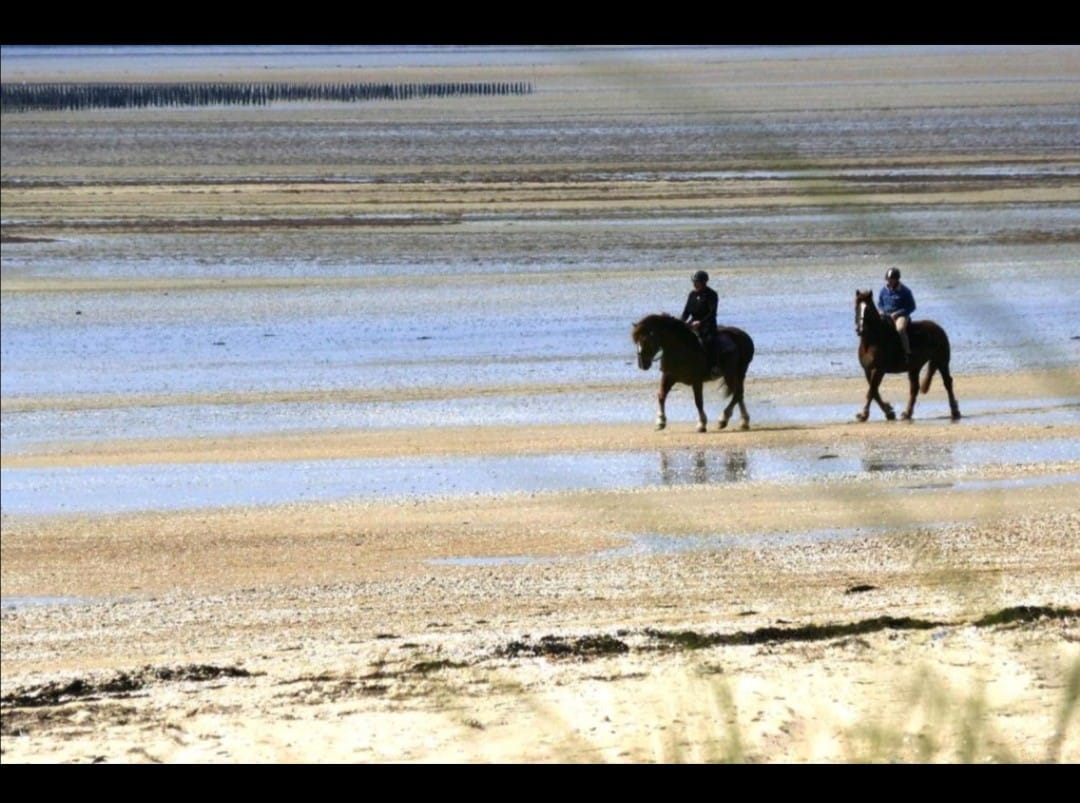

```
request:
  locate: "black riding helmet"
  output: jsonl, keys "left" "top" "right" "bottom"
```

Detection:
{"left": 692, "top": 270, "right": 709, "bottom": 284}
{"left": 885, "top": 267, "right": 901, "bottom": 281}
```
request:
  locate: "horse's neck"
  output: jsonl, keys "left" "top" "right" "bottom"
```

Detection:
{"left": 862, "top": 303, "right": 887, "bottom": 335}
{"left": 865, "top": 307, "right": 903, "bottom": 352}
{"left": 659, "top": 321, "right": 695, "bottom": 347}
{"left": 656, "top": 323, "right": 702, "bottom": 370}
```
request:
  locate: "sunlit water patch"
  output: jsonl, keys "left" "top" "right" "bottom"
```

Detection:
{"left": 2, "top": 393, "right": 1075, "bottom": 455}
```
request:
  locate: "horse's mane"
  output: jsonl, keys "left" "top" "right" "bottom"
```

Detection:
{"left": 632, "top": 313, "right": 701, "bottom": 349}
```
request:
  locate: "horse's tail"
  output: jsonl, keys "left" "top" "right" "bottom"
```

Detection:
{"left": 919, "top": 323, "right": 951, "bottom": 395}
{"left": 718, "top": 328, "right": 753, "bottom": 398}
{"left": 741, "top": 330, "right": 755, "bottom": 373}
{"left": 920, "top": 363, "right": 937, "bottom": 395}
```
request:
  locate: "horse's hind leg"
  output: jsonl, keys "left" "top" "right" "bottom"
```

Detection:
{"left": 900, "top": 367, "right": 921, "bottom": 420}
{"left": 941, "top": 365, "right": 961, "bottom": 420}
{"left": 736, "top": 371, "right": 751, "bottom": 430}
{"left": 718, "top": 395, "right": 735, "bottom": 430}
{"left": 692, "top": 382, "right": 707, "bottom": 433}
{"left": 719, "top": 381, "right": 750, "bottom": 431}
{"left": 738, "top": 395, "right": 750, "bottom": 430}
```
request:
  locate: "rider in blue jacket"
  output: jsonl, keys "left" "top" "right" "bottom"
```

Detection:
{"left": 878, "top": 267, "right": 916, "bottom": 364}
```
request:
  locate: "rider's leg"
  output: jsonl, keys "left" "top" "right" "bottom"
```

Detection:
{"left": 704, "top": 332, "right": 721, "bottom": 378}
{"left": 895, "top": 315, "right": 911, "bottom": 362}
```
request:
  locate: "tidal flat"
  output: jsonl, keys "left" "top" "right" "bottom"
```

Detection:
{"left": 2, "top": 45, "right": 1078, "bottom": 763}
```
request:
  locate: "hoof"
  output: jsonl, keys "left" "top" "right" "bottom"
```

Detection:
{"left": 655, "top": 422, "right": 666, "bottom": 431}
{"left": 885, "top": 410, "right": 897, "bottom": 421}
{"left": 718, "top": 418, "right": 729, "bottom": 430}
{"left": 900, "top": 411, "right": 912, "bottom": 421}
{"left": 740, "top": 420, "right": 750, "bottom": 431}
{"left": 855, "top": 411, "right": 869, "bottom": 422}
{"left": 696, "top": 423, "right": 707, "bottom": 434}
{"left": 951, "top": 409, "right": 962, "bottom": 421}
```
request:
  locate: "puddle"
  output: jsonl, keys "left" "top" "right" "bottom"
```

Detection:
{"left": 0, "top": 596, "right": 87, "bottom": 611}
{"left": 946, "top": 473, "right": 1080, "bottom": 491}
{"left": 2, "top": 438, "right": 1075, "bottom": 516}
{"left": 431, "top": 526, "right": 895, "bottom": 567}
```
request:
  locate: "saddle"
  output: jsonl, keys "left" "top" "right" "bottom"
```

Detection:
{"left": 885, "top": 315, "right": 919, "bottom": 344}
{"left": 701, "top": 330, "right": 736, "bottom": 375}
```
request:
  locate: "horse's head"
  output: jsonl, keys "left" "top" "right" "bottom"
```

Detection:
{"left": 631, "top": 317, "right": 661, "bottom": 371}
{"left": 854, "top": 289, "right": 875, "bottom": 336}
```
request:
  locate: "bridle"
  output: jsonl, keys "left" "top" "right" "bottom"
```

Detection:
{"left": 636, "top": 329, "right": 661, "bottom": 370}
{"left": 855, "top": 292, "right": 874, "bottom": 336}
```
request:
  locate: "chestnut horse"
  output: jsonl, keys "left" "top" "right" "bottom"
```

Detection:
{"left": 632, "top": 313, "right": 755, "bottom": 432}
{"left": 854, "top": 289, "right": 961, "bottom": 422}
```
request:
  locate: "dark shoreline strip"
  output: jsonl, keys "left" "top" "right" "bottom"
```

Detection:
{"left": 1, "top": 81, "right": 533, "bottom": 112}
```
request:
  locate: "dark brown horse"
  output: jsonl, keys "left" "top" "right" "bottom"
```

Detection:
{"left": 631, "top": 313, "right": 755, "bottom": 432}
{"left": 854, "top": 289, "right": 961, "bottom": 422}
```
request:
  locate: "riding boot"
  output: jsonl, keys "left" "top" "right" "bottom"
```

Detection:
{"left": 704, "top": 335, "right": 721, "bottom": 378}
{"left": 898, "top": 325, "right": 912, "bottom": 367}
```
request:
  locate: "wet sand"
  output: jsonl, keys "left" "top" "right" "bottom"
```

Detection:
{"left": 2, "top": 46, "right": 1079, "bottom": 763}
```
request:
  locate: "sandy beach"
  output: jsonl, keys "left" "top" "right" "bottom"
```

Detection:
{"left": 2, "top": 46, "right": 1079, "bottom": 763}
{"left": 3, "top": 369, "right": 1078, "bottom": 763}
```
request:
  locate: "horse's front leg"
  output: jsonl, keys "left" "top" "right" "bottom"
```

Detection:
{"left": 655, "top": 374, "right": 675, "bottom": 430}
{"left": 856, "top": 367, "right": 875, "bottom": 421}
{"left": 857, "top": 368, "right": 894, "bottom": 421}
{"left": 692, "top": 381, "right": 707, "bottom": 433}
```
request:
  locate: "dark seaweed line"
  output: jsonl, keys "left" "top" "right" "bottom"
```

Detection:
{"left": 0, "top": 81, "right": 534, "bottom": 112}
{"left": 0, "top": 664, "right": 253, "bottom": 709}
{"left": 499, "top": 605, "right": 1079, "bottom": 658}
{"left": 647, "top": 605, "right": 1079, "bottom": 651}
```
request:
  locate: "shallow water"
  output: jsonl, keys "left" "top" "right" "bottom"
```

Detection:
{"left": 2, "top": 46, "right": 1078, "bottom": 520}
{"left": 2, "top": 395, "right": 1074, "bottom": 455}
{"left": 1, "top": 45, "right": 1014, "bottom": 77}
{"left": 2, "top": 253, "right": 1078, "bottom": 402}
{"left": 3, "top": 438, "right": 1076, "bottom": 517}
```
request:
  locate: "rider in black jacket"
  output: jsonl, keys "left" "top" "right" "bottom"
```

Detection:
{"left": 682, "top": 270, "right": 721, "bottom": 377}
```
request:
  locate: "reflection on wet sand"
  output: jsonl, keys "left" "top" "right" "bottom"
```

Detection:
{"left": 659, "top": 448, "right": 749, "bottom": 485}
{"left": 860, "top": 441, "right": 954, "bottom": 474}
